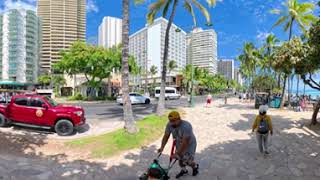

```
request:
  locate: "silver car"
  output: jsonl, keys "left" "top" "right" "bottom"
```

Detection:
{"left": 117, "top": 93, "right": 151, "bottom": 105}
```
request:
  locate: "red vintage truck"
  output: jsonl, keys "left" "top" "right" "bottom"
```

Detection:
{"left": 0, "top": 94, "right": 86, "bottom": 136}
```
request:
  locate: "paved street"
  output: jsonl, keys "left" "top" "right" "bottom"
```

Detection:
{"left": 79, "top": 96, "right": 207, "bottom": 122}
{"left": 0, "top": 96, "right": 210, "bottom": 139}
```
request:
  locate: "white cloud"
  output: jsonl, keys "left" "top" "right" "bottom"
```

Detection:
{"left": 0, "top": 0, "right": 36, "bottom": 13}
{"left": 86, "top": 0, "right": 99, "bottom": 13}
{"left": 256, "top": 31, "right": 270, "bottom": 41}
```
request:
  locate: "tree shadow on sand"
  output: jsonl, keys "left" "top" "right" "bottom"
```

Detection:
{"left": 1, "top": 110, "right": 320, "bottom": 179}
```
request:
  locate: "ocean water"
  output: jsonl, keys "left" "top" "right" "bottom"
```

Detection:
{"left": 293, "top": 89, "right": 320, "bottom": 98}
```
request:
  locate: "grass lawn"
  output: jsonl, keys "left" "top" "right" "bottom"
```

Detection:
{"left": 66, "top": 114, "right": 169, "bottom": 158}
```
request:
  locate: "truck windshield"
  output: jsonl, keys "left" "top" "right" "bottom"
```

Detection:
{"left": 45, "top": 96, "right": 58, "bottom": 107}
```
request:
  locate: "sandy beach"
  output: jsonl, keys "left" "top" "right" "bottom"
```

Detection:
{"left": 1, "top": 97, "right": 320, "bottom": 180}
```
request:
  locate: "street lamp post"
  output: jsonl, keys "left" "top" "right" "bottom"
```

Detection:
{"left": 189, "top": 29, "right": 195, "bottom": 107}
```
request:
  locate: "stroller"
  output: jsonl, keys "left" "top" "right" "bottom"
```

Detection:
{"left": 139, "top": 140, "right": 177, "bottom": 180}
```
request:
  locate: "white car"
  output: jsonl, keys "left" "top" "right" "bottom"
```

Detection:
{"left": 117, "top": 93, "right": 151, "bottom": 105}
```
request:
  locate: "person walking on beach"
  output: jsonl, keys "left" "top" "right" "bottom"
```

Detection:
{"left": 206, "top": 94, "right": 212, "bottom": 108}
{"left": 158, "top": 111, "right": 199, "bottom": 179}
{"left": 252, "top": 105, "right": 273, "bottom": 155}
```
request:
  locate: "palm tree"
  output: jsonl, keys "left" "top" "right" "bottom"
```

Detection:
{"left": 238, "top": 42, "right": 258, "bottom": 85}
{"left": 271, "top": 0, "right": 317, "bottom": 41}
{"left": 150, "top": 65, "right": 158, "bottom": 89}
{"left": 168, "top": 60, "right": 178, "bottom": 74}
{"left": 168, "top": 60, "right": 178, "bottom": 85}
{"left": 264, "top": 34, "right": 280, "bottom": 87}
{"left": 136, "top": 0, "right": 216, "bottom": 115}
{"left": 271, "top": 0, "right": 317, "bottom": 106}
{"left": 122, "top": 0, "right": 137, "bottom": 133}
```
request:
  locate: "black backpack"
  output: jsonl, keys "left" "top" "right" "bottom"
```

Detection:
{"left": 258, "top": 118, "right": 269, "bottom": 134}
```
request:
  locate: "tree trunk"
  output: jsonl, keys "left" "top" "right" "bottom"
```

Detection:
{"left": 296, "top": 75, "right": 299, "bottom": 96}
{"left": 280, "top": 75, "right": 287, "bottom": 108}
{"left": 277, "top": 73, "right": 281, "bottom": 89}
{"left": 156, "top": 0, "right": 178, "bottom": 116}
{"left": 288, "top": 18, "right": 293, "bottom": 41}
{"left": 107, "top": 77, "right": 112, "bottom": 97}
{"left": 288, "top": 75, "right": 291, "bottom": 108}
{"left": 122, "top": 0, "right": 137, "bottom": 133}
{"left": 311, "top": 100, "right": 320, "bottom": 125}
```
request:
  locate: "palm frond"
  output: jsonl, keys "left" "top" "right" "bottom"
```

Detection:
{"left": 183, "top": 0, "right": 197, "bottom": 27}
{"left": 162, "top": 0, "right": 173, "bottom": 17}
{"left": 134, "top": 0, "right": 146, "bottom": 5}
{"left": 283, "top": 21, "right": 291, "bottom": 32}
{"left": 302, "top": 14, "right": 318, "bottom": 24}
{"left": 298, "top": 3, "right": 315, "bottom": 13}
{"left": 147, "top": 0, "right": 167, "bottom": 24}
{"left": 191, "top": 0, "right": 211, "bottom": 24}
{"left": 271, "top": 16, "right": 288, "bottom": 29}
{"left": 206, "top": 0, "right": 216, "bottom": 7}
{"left": 270, "top": 9, "right": 281, "bottom": 14}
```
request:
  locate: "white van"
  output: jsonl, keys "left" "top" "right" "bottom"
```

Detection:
{"left": 155, "top": 87, "right": 181, "bottom": 100}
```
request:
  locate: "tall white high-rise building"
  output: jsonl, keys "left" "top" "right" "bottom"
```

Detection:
{"left": 218, "top": 59, "right": 235, "bottom": 80}
{"left": 99, "top": 16, "right": 122, "bottom": 48}
{"left": 234, "top": 68, "right": 243, "bottom": 85}
{"left": 129, "top": 18, "right": 186, "bottom": 86}
{"left": 187, "top": 28, "right": 218, "bottom": 74}
{"left": 0, "top": 9, "right": 41, "bottom": 84}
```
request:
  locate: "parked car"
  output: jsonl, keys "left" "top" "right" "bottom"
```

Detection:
{"left": 0, "top": 94, "right": 86, "bottom": 136}
{"left": 116, "top": 93, "right": 151, "bottom": 105}
{"left": 155, "top": 87, "right": 181, "bottom": 100}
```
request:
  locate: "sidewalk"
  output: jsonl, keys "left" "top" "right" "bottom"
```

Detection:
{"left": 1, "top": 98, "right": 320, "bottom": 180}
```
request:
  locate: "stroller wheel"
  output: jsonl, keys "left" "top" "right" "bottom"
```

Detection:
{"left": 139, "top": 174, "right": 148, "bottom": 180}
{"left": 163, "top": 175, "right": 170, "bottom": 180}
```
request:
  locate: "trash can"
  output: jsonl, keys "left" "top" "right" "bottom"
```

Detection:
{"left": 274, "top": 98, "right": 281, "bottom": 108}
{"left": 269, "top": 99, "right": 276, "bottom": 108}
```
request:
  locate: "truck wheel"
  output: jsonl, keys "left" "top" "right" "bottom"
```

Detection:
{"left": 145, "top": 99, "right": 150, "bottom": 104}
{"left": 55, "top": 120, "right": 74, "bottom": 136}
{"left": 0, "top": 113, "right": 7, "bottom": 127}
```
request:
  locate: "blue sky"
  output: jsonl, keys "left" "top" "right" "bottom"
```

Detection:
{"left": 0, "top": 0, "right": 318, "bottom": 60}
{"left": 0, "top": 0, "right": 319, "bottom": 91}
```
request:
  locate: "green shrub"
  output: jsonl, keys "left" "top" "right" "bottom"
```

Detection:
{"left": 67, "top": 93, "right": 83, "bottom": 101}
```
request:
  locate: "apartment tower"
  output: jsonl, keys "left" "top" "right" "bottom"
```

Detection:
{"left": 37, "top": 0, "right": 86, "bottom": 73}
{"left": 218, "top": 59, "right": 235, "bottom": 81}
{"left": 129, "top": 18, "right": 186, "bottom": 86}
{"left": 98, "top": 16, "right": 122, "bottom": 48}
{"left": 187, "top": 28, "right": 218, "bottom": 74}
{"left": 0, "top": 9, "right": 41, "bottom": 83}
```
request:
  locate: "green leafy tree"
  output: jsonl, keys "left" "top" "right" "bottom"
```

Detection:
{"left": 38, "top": 75, "right": 51, "bottom": 86}
{"left": 295, "top": 18, "right": 320, "bottom": 125}
{"left": 271, "top": 0, "right": 317, "bottom": 102}
{"left": 271, "top": 37, "right": 307, "bottom": 108}
{"left": 252, "top": 75, "right": 277, "bottom": 92}
{"left": 136, "top": 0, "right": 216, "bottom": 115}
{"left": 168, "top": 60, "right": 178, "bottom": 74}
{"left": 54, "top": 41, "right": 117, "bottom": 97}
{"left": 238, "top": 42, "right": 259, "bottom": 85}
{"left": 52, "top": 75, "right": 66, "bottom": 96}
{"left": 263, "top": 34, "right": 281, "bottom": 87}
{"left": 271, "top": 0, "right": 317, "bottom": 40}
{"left": 149, "top": 65, "right": 158, "bottom": 89}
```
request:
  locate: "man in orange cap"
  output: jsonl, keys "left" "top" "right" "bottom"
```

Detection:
{"left": 158, "top": 111, "right": 198, "bottom": 179}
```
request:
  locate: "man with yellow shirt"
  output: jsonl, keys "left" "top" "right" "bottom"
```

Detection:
{"left": 252, "top": 105, "right": 273, "bottom": 155}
